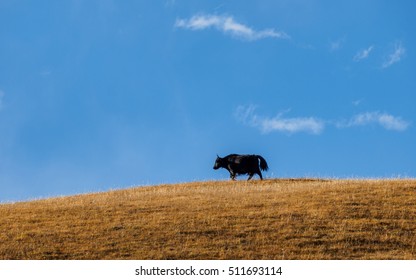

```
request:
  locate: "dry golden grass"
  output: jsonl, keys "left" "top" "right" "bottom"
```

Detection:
{"left": 1, "top": 179, "right": 415, "bottom": 260}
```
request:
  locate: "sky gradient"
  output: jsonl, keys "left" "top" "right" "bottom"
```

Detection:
{"left": 1, "top": 0, "right": 415, "bottom": 202}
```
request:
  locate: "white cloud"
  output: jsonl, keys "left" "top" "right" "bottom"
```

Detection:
{"left": 354, "top": 45, "right": 374, "bottom": 61}
{"left": 235, "top": 105, "right": 324, "bottom": 134}
{"left": 343, "top": 112, "right": 410, "bottom": 131}
{"left": 236, "top": 106, "right": 410, "bottom": 135}
{"left": 175, "top": 14, "right": 289, "bottom": 41}
{"left": 259, "top": 116, "right": 325, "bottom": 134}
{"left": 382, "top": 42, "right": 406, "bottom": 68}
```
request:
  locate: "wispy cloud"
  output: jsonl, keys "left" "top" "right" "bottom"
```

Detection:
{"left": 339, "top": 112, "right": 410, "bottom": 131}
{"left": 259, "top": 116, "right": 325, "bottom": 134}
{"left": 353, "top": 45, "right": 374, "bottom": 61}
{"left": 329, "top": 37, "right": 346, "bottom": 51}
{"left": 175, "top": 14, "right": 289, "bottom": 41}
{"left": 382, "top": 42, "right": 406, "bottom": 68}
{"left": 236, "top": 106, "right": 411, "bottom": 135}
{"left": 352, "top": 99, "right": 364, "bottom": 106}
{"left": 235, "top": 105, "right": 324, "bottom": 134}
{"left": 164, "top": 0, "right": 176, "bottom": 8}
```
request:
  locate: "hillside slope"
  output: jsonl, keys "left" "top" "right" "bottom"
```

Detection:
{"left": 1, "top": 179, "right": 415, "bottom": 259}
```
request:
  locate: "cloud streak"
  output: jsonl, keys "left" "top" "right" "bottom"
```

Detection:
{"left": 382, "top": 42, "right": 406, "bottom": 68}
{"left": 236, "top": 106, "right": 411, "bottom": 134}
{"left": 329, "top": 37, "right": 346, "bottom": 51}
{"left": 175, "top": 14, "right": 289, "bottom": 41}
{"left": 354, "top": 45, "right": 374, "bottom": 61}
{"left": 235, "top": 105, "right": 325, "bottom": 135}
{"left": 342, "top": 112, "right": 410, "bottom": 131}
{"left": 259, "top": 116, "right": 325, "bottom": 134}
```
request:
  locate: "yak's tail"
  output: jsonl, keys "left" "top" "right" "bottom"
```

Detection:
{"left": 257, "top": 155, "right": 269, "bottom": 171}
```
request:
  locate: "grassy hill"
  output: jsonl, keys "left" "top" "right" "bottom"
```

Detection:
{"left": 1, "top": 179, "right": 415, "bottom": 260}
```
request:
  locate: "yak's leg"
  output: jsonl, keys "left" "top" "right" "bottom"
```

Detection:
{"left": 257, "top": 171, "right": 263, "bottom": 180}
{"left": 229, "top": 172, "right": 236, "bottom": 181}
{"left": 247, "top": 173, "right": 253, "bottom": 181}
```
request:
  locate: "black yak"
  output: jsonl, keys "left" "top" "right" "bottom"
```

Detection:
{"left": 213, "top": 154, "right": 269, "bottom": 181}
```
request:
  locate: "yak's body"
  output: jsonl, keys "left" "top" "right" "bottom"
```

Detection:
{"left": 213, "top": 154, "right": 269, "bottom": 180}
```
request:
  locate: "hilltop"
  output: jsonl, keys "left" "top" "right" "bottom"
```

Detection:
{"left": 1, "top": 179, "right": 415, "bottom": 259}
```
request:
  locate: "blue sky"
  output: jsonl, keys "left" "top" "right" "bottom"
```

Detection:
{"left": 1, "top": 0, "right": 415, "bottom": 202}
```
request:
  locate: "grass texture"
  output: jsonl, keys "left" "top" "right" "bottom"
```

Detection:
{"left": 1, "top": 179, "right": 415, "bottom": 259}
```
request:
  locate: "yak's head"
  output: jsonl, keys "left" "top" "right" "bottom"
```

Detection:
{"left": 213, "top": 155, "right": 223, "bottom": 170}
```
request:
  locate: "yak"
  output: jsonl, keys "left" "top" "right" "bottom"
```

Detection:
{"left": 213, "top": 154, "right": 269, "bottom": 181}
